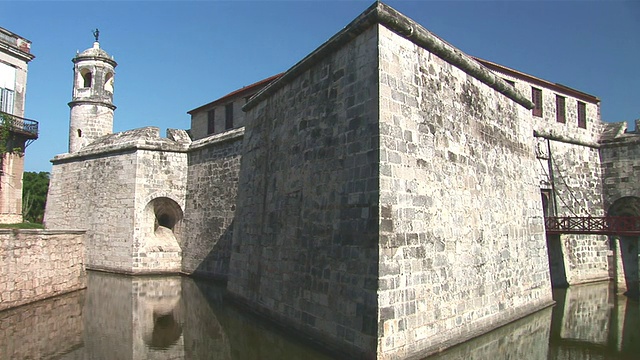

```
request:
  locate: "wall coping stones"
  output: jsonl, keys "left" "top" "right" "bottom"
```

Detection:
{"left": 0, "top": 229, "right": 86, "bottom": 235}
{"left": 188, "top": 127, "right": 244, "bottom": 151}
{"left": 51, "top": 127, "right": 191, "bottom": 164}
{"left": 599, "top": 122, "right": 640, "bottom": 147}
{"left": 244, "top": 1, "right": 533, "bottom": 112}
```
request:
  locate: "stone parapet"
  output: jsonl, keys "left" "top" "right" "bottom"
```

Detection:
{"left": 0, "top": 229, "right": 86, "bottom": 311}
{"left": 53, "top": 127, "right": 191, "bottom": 164}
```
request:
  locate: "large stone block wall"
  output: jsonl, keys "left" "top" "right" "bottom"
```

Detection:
{"left": 46, "top": 127, "right": 189, "bottom": 274}
{"left": 0, "top": 289, "right": 84, "bottom": 359}
{"left": 131, "top": 149, "right": 187, "bottom": 274}
{"left": 547, "top": 141, "right": 609, "bottom": 284}
{"left": 229, "top": 25, "right": 380, "bottom": 357}
{"left": 46, "top": 151, "right": 138, "bottom": 273}
{"left": 376, "top": 25, "right": 553, "bottom": 359}
{"left": 600, "top": 136, "right": 640, "bottom": 208}
{"left": 182, "top": 129, "right": 244, "bottom": 279}
{"left": 0, "top": 229, "right": 85, "bottom": 311}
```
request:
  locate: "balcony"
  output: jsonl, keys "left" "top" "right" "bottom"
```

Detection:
{"left": 0, "top": 111, "right": 38, "bottom": 139}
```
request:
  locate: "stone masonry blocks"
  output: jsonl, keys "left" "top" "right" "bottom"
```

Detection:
{"left": 376, "top": 25, "right": 553, "bottom": 359}
{"left": 0, "top": 230, "right": 86, "bottom": 311}
{"left": 229, "top": 25, "right": 381, "bottom": 358}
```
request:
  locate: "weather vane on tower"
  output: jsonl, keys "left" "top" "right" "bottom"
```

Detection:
{"left": 93, "top": 28, "right": 100, "bottom": 42}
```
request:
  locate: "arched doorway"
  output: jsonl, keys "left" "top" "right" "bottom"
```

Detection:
{"left": 608, "top": 196, "right": 640, "bottom": 298}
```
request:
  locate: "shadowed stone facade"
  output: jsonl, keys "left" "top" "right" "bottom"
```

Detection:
{"left": 43, "top": 2, "right": 639, "bottom": 359}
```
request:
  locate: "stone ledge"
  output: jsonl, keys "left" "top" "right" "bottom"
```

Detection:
{"left": 52, "top": 127, "right": 191, "bottom": 164}
{"left": 0, "top": 229, "right": 86, "bottom": 235}
{"left": 189, "top": 127, "right": 244, "bottom": 151}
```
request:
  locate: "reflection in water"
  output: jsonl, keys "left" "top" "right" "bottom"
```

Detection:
{"left": 549, "top": 282, "right": 639, "bottom": 360}
{"left": 0, "top": 274, "right": 637, "bottom": 360}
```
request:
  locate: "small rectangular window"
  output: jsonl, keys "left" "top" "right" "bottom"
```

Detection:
{"left": 207, "top": 109, "right": 215, "bottom": 134}
{"left": 577, "top": 101, "right": 586, "bottom": 129}
{"left": 0, "top": 87, "right": 15, "bottom": 114}
{"left": 555, "top": 95, "right": 566, "bottom": 123}
{"left": 532, "top": 87, "right": 542, "bottom": 117}
{"left": 225, "top": 103, "right": 233, "bottom": 130}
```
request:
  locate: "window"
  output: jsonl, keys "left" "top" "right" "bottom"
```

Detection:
{"left": 0, "top": 87, "right": 14, "bottom": 114}
{"left": 207, "top": 109, "right": 215, "bottom": 134}
{"left": 104, "top": 72, "right": 114, "bottom": 93}
{"left": 80, "top": 69, "right": 92, "bottom": 88}
{"left": 0, "top": 63, "right": 16, "bottom": 114}
{"left": 225, "top": 103, "right": 233, "bottom": 130}
{"left": 555, "top": 95, "right": 566, "bottom": 123}
{"left": 577, "top": 101, "right": 586, "bottom": 129}
{"left": 532, "top": 87, "right": 542, "bottom": 117}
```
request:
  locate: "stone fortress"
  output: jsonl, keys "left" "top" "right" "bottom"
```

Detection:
{"left": 44, "top": 2, "right": 639, "bottom": 359}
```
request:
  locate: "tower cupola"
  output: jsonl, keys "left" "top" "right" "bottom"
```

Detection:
{"left": 68, "top": 29, "right": 117, "bottom": 153}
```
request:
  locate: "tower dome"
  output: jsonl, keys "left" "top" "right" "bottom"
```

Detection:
{"left": 68, "top": 30, "right": 117, "bottom": 153}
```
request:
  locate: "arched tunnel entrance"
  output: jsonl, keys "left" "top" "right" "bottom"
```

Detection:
{"left": 148, "top": 197, "right": 184, "bottom": 244}
{"left": 608, "top": 196, "right": 640, "bottom": 298}
{"left": 137, "top": 197, "right": 184, "bottom": 273}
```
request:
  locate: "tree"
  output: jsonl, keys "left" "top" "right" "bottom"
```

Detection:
{"left": 22, "top": 171, "right": 49, "bottom": 223}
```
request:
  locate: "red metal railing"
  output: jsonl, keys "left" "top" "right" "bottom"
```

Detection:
{"left": 545, "top": 216, "right": 640, "bottom": 236}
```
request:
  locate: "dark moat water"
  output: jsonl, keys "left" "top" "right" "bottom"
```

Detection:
{"left": 0, "top": 271, "right": 637, "bottom": 359}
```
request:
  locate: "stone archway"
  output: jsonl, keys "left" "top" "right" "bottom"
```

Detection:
{"left": 137, "top": 197, "right": 184, "bottom": 273}
{"left": 150, "top": 197, "right": 184, "bottom": 245}
{"left": 607, "top": 196, "right": 640, "bottom": 298}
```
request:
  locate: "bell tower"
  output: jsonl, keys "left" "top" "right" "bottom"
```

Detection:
{"left": 68, "top": 29, "right": 117, "bottom": 153}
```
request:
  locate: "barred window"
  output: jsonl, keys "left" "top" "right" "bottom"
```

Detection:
{"left": 556, "top": 95, "right": 566, "bottom": 123}
{"left": 532, "top": 87, "right": 542, "bottom": 117}
{"left": 577, "top": 101, "right": 586, "bottom": 129}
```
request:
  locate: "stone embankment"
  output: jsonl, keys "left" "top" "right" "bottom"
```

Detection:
{"left": 0, "top": 229, "right": 86, "bottom": 311}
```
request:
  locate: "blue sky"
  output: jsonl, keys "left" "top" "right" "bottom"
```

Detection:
{"left": 1, "top": 0, "right": 638, "bottom": 172}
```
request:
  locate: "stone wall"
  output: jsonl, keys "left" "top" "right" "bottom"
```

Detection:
{"left": 45, "top": 127, "right": 189, "bottom": 274}
{"left": 190, "top": 98, "right": 248, "bottom": 140}
{"left": 546, "top": 141, "right": 609, "bottom": 285}
{"left": 182, "top": 129, "right": 244, "bottom": 279}
{"left": 229, "top": 24, "right": 381, "bottom": 358}
{"left": 600, "top": 131, "right": 640, "bottom": 208}
{"left": 376, "top": 24, "right": 552, "bottom": 359}
{"left": 46, "top": 149, "right": 139, "bottom": 273}
{"left": 0, "top": 229, "right": 85, "bottom": 311}
{"left": 0, "top": 289, "right": 84, "bottom": 359}
{"left": 69, "top": 104, "right": 114, "bottom": 152}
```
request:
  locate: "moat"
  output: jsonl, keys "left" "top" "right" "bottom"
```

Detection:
{"left": 0, "top": 272, "right": 637, "bottom": 360}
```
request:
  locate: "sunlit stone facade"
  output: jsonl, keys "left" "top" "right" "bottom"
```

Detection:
{"left": 43, "top": 2, "right": 640, "bottom": 359}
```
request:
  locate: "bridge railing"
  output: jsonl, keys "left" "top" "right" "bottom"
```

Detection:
{"left": 545, "top": 216, "right": 640, "bottom": 236}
